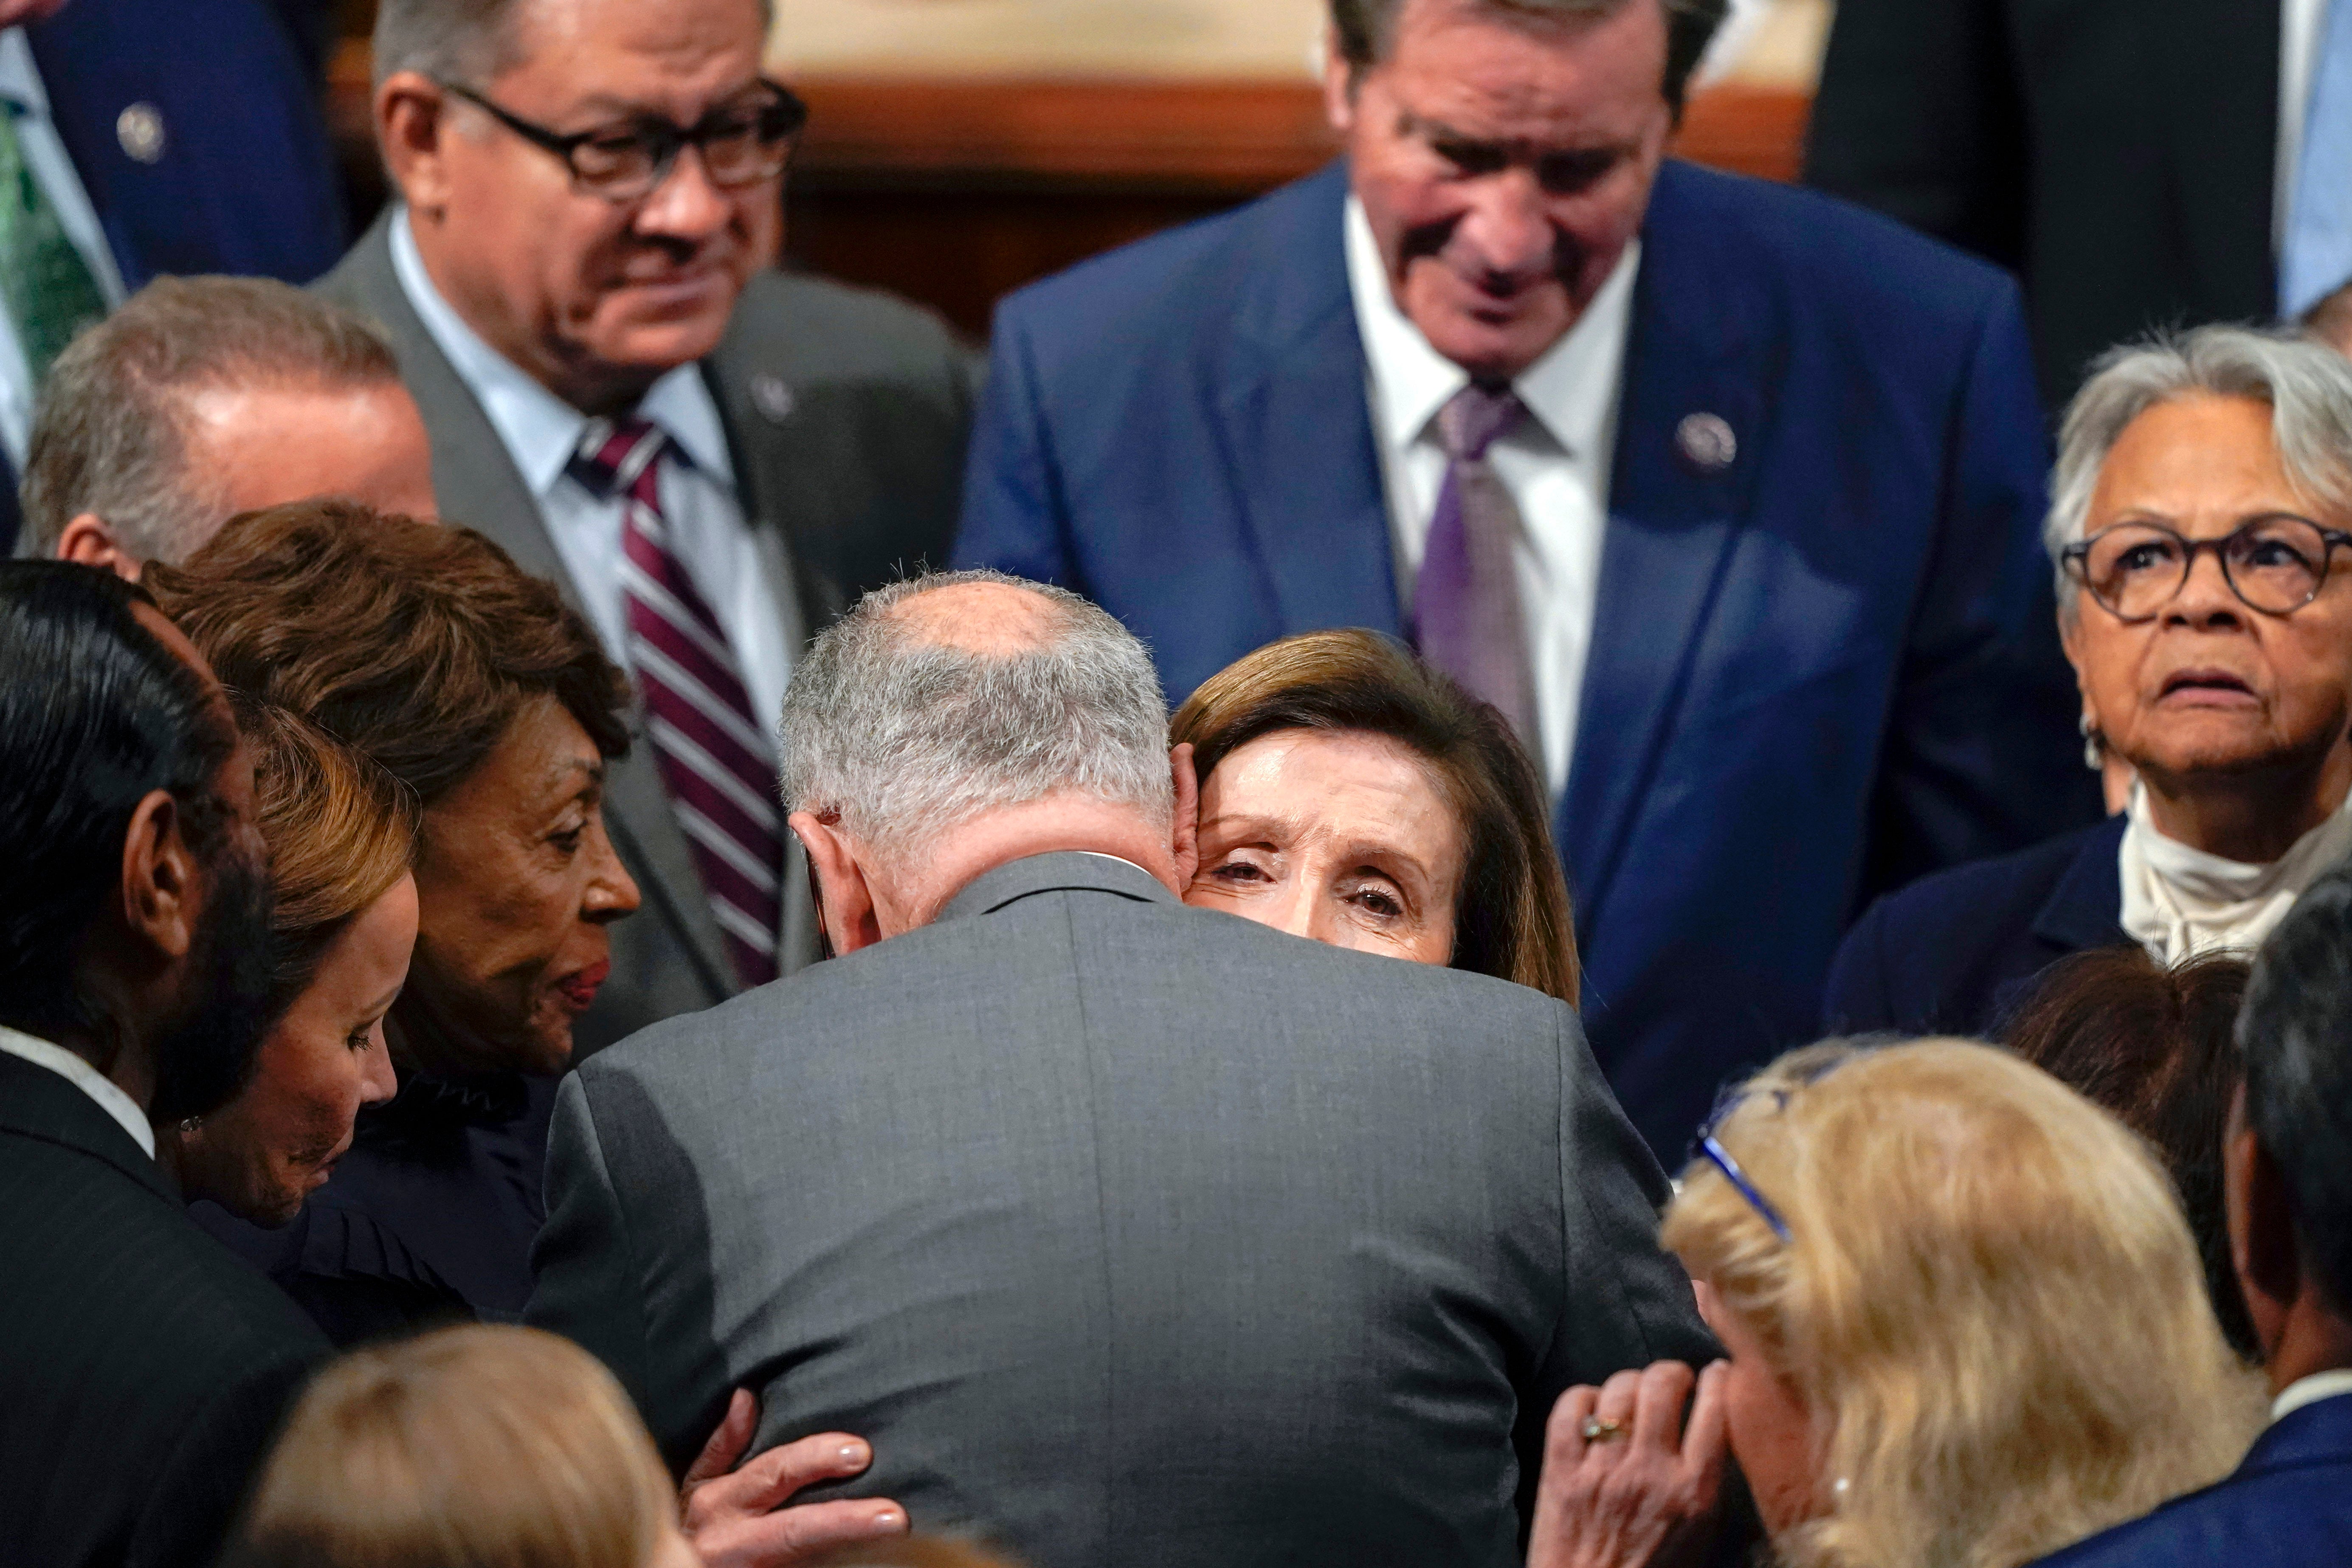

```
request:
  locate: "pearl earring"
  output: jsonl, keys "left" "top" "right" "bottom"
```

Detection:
{"left": 2079, "top": 714, "right": 2104, "bottom": 772}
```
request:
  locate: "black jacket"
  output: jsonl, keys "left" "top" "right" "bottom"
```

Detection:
{"left": 1822, "top": 816, "right": 2131, "bottom": 1038}
{"left": 0, "top": 1050, "right": 328, "bottom": 1568}
{"left": 1805, "top": 0, "right": 2279, "bottom": 409}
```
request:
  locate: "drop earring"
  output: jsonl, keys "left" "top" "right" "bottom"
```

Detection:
{"left": 2079, "top": 714, "right": 2104, "bottom": 772}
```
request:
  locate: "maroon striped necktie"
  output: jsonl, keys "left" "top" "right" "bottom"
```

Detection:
{"left": 571, "top": 417, "right": 781, "bottom": 988}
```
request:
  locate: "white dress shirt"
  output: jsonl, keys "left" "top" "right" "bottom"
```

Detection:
{"left": 0, "top": 1022, "right": 154, "bottom": 1159}
{"left": 2273, "top": 1368, "right": 2352, "bottom": 1422}
{"left": 1345, "top": 196, "right": 1637, "bottom": 799}
{"left": 389, "top": 208, "right": 794, "bottom": 738}
{"left": 2281, "top": 0, "right": 2329, "bottom": 248}
{"left": 0, "top": 28, "right": 127, "bottom": 470}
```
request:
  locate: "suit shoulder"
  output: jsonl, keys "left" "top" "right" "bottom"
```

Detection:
{"left": 1855, "top": 819, "right": 2120, "bottom": 950}
{"left": 733, "top": 269, "right": 964, "bottom": 372}
{"left": 1655, "top": 160, "right": 2020, "bottom": 322}
{"left": 2032, "top": 1463, "right": 2352, "bottom": 1567}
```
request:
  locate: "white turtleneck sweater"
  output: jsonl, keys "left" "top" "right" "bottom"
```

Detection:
{"left": 2118, "top": 783, "right": 2352, "bottom": 964}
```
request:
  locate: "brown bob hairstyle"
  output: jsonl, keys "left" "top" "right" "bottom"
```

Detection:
{"left": 146, "top": 500, "right": 629, "bottom": 804}
{"left": 240, "top": 699, "right": 422, "bottom": 1020}
{"left": 1170, "top": 628, "right": 1578, "bottom": 1004}
{"left": 2001, "top": 946, "right": 2256, "bottom": 1359}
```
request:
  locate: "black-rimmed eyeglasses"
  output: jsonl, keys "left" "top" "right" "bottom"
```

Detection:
{"left": 2061, "top": 515, "right": 2352, "bottom": 622}
{"left": 440, "top": 79, "right": 807, "bottom": 201}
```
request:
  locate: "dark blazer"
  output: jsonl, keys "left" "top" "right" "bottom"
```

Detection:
{"left": 194, "top": 1067, "right": 559, "bottom": 1348}
{"left": 1804, "top": 0, "right": 2279, "bottom": 408}
{"left": 318, "top": 212, "right": 975, "bottom": 1052}
{"left": 0, "top": 1051, "right": 328, "bottom": 1568}
{"left": 2030, "top": 1391, "right": 2352, "bottom": 1567}
{"left": 955, "top": 159, "right": 2096, "bottom": 1159}
{"left": 1823, "top": 815, "right": 2129, "bottom": 1039}
{"left": 528, "top": 853, "right": 1718, "bottom": 1568}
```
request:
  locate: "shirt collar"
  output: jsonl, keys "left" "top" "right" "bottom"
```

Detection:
{"left": 2273, "top": 1368, "right": 2352, "bottom": 1424}
{"left": 0, "top": 1023, "right": 155, "bottom": 1160}
{"left": 0, "top": 30, "right": 48, "bottom": 119}
{"left": 389, "top": 205, "right": 735, "bottom": 497}
{"left": 1344, "top": 193, "right": 1640, "bottom": 458}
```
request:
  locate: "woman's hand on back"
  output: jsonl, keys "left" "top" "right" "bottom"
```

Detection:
{"left": 1527, "top": 1360, "right": 1728, "bottom": 1568}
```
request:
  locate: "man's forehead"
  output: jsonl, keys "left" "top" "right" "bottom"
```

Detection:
{"left": 1378, "top": 0, "right": 1668, "bottom": 117}
{"left": 491, "top": 0, "right": 768, "bottom": 107}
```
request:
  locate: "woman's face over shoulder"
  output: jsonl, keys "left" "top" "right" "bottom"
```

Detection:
{"left": 400, "top": 696, "right": 641, "bottom": 1077}
{"left": 175, "top": 875, "right": 415, "bottom": 1226}
{"left": 1185, "top": 727, "right": 1467, "bottom": 964}
{"left": 2067, "top": 394, "right": 2352, "bottom": 786}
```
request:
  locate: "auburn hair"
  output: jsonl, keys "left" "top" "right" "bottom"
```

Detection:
{"left": 1170, "top": 628, "right": 1577, "bottom": 1004}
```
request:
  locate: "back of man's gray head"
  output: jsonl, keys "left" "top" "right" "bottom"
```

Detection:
{"left": 2046, "top": 324, "right": 2352, "bottom": 602}
{"left": 778, "top": 570, "right": 1173, "bottom": 866}
{"left": 2237, "top": 867, "right": 2352, "bottom": 1314}
{"left": 1327, "top": 0, "right": 1728, "bottom": 111}
{"left": 20, "top": 276, "right": 398, "bottom": 565}
{"left": 374, "top": 0, "right": 777, "bottom": 89}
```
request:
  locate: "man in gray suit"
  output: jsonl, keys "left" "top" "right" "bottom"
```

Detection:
{"left": 529, "top": 570, "right": 1719, "bottom": 1567}
{"left": 322, "top": 0, "right": 974, "bottom": 1052}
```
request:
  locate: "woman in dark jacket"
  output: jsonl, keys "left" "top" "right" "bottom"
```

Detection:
{"left": 152, "top": 500, "right": 641, "bottom": 1344}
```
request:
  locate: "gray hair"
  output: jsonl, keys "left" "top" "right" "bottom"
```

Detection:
{"left": 375, "top": 0, "right": 776, "bottom": 90}
{"left": 2046, "top": 324, "right": 2352, "bottom": 605}
{"left": 20, "top": 277, "right": 400, "bottom": 565}
{"left": 777, "top": 570, "right": 1174, "bottom": 866}
{"left": 1328, "top": 0, "right": 1728, "bottom": 110}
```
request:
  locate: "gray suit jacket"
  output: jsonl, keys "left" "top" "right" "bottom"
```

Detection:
{"left": 528, "top": 853, "right": 1715, "bottom": 1568}
{"left": 317, "top": 213, "right": 974, "bottom": 1052}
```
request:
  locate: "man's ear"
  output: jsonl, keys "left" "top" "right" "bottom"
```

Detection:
{"left": 789, "top": 811, "right": 883, "bottom": 956}
{"left": 119, "top": 789, "right": 200, "bottom": 966}
{"left": 377, "top": 70, "right": 457, "bottom": 217}
{"left": 2225, "top": 1086, "right": 2298, "bottom": 1362}
{"left": 1169, "top": 742, "right": 1200, "bottom": 892}
{"left": 54, "top": 514, "right": 142, "bottom": 580}
{"left": 1322, "top": 26, "right": 1360, "bottom": 134}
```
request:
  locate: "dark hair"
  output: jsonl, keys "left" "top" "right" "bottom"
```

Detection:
{"left": 2237, "top": 871, "right": 2352, "bottom": 1315}
{"left": 146, "top": 500, "right": 630, "bottom": 805}
{"left": 1329, "top": 0, "right": 1729, "bottom": 114}
{"left": 1170, "top": 628, "right": 1578, "bottom": 1004}
{"left": 2002, "top": 947, "right": 2258, "bottom": 1357}
{"left": 0, "top": 561, "right": 240, "bottom": 1043}
{"left": 21, "top": 277, "right": 399, "bottom": 563}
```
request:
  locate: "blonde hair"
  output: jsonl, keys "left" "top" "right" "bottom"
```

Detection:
{"left": 1664, "top": 1039, "right": 2259, "bottom": 1568}
{"left": 228, "top": 1325, "right": 677, "bottom": 1568}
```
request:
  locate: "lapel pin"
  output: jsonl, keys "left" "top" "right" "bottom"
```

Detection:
{"left": 115, "top": 102, "right": 166, "bottom": 165}
{"left": 750, "top": 374, "right": 796, "bottom": 425}
{"left": 1676, "top": 411, "right": 1737, "bottom": 473}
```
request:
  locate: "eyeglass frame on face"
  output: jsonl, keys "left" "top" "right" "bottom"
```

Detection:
{"left": 435, "top": 78, "right": 808, "bottom": 201}
{"left": 2060, "top": 513, "right": 2352, "bottom": 624}
{"left": 1691, "top": 1045, "right": 1875, "bottom": 1247}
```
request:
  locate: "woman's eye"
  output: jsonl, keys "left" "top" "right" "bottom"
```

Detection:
{"left": 1210, "top": 859, "right": 1269, "bottom": 884}
{"left": 549, "top": 825, "right": 586, "bottom": 855}
{"left": 346, "top": 1030, "right": 373, "bottom": 1053}
{"left": 1348, "top": 885, "right": 1406, "bottom": 919}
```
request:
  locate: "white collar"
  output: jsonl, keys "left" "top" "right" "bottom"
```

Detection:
{"left": 1344, "top": 193, "right": 1639, "bottom": 459}
{"left": 388, "top": 205, "right": 735, "bottom": 498}
{"left": 0, "top": 1023, "right": 155, "bottom": 1160}
{"left": 2273, "top": 1368, "right": 2352, "bottom": 1423}
{"left": 0, "top": 30, "right": 47, "bottom": 118}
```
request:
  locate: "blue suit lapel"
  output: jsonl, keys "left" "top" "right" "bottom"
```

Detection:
{"left": 1559, "top": 163, "right": 1777, "bottom": 928}
{"left": 1220, "top": 163, "right": 1404, "bottom": 641}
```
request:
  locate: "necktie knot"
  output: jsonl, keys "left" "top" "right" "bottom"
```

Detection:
{"left": 570, "top": 415, "right": 668, "bottom": 500}
{"left": 1436, "top": 383, "right": 1525, "bottom": 464}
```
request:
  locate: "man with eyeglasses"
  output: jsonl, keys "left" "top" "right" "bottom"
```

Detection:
{"left": 321, "top": 0, "right": 975, "bottom": 1055}
{"left": 1826, "top": 324, "right": 2352, "bottom": 1039}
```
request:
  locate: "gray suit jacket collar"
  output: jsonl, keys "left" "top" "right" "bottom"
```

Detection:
{"left": 937, "top": 853, "right": 1175, "bottom": 924}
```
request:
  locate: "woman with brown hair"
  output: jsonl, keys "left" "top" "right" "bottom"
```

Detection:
{"left": 150, "top": 499, "right": 643, "bottom": 1344}
{"left": 1169, "top": 628, "right": 1577, "bottom": 1003}
{"left": 163, "top": 702, "right": 419, "bottom": 1228}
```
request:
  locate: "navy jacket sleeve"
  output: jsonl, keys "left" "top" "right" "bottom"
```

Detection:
{"left": 1862, "top": 278, "right": 2096, "bottom": 900}
{"left": 953, "top": 301, "right": 1083, "bottom": 588}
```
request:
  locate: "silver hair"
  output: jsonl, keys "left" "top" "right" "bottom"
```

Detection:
{"left": 2047, "top": 325, "right": 2352, "bottom": 607}
{"left": 20, "top": 277, "right": 399, "bottom": 565}
{"left": 777, "top": 570, "right": 1173, "bottom": 865}
{"left": 374, "top": 0, "right": 778, "bottom": 90}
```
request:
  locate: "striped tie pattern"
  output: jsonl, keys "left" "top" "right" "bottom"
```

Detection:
{"left": 571, "top": 419, "right": 781, "bottom": 988}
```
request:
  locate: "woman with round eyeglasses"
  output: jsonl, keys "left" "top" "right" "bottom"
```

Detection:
{"left": 1823, "top": 324, "right": 2352, "bottom": 1037}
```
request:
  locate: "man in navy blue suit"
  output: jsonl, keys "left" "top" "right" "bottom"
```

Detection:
{"left": 955, "top": 0, "right": 2096, "bottom": 1158}
{"left": 0, "top": 0, "right": 344, "bottom": 551}
{"left": 2033, "top": 872, "right": 2352, "bottom": 1567}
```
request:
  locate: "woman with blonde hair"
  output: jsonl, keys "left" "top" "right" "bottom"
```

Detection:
{"left": 1529, "top": 1039, "right": 2260, "bottom": 1568}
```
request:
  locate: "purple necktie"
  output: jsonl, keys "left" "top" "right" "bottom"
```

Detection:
{"left": 572, "top": 419, "right": 781, "bottom": 988}
{"left": 1413, "top": 383, "right": 1538, "bottom": 751}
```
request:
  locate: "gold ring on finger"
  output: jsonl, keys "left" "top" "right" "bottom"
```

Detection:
{"left": 1580, "top": 1415, "right": 1626, "bottom": 1443}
